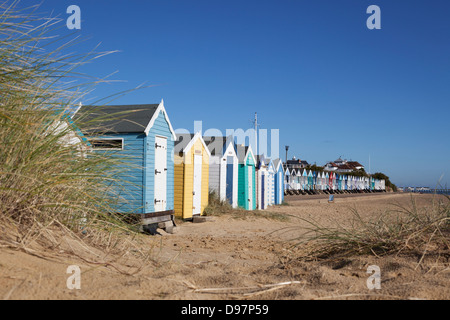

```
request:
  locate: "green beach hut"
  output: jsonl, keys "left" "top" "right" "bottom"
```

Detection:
{"left": 236, "top": 144, "right": 256, "bottom": 210}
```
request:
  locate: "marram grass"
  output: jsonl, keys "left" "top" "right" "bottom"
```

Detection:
{"left": 290, "top": 194, "right": 450, "bottom": 260}
{"left": 0, "top": 1, "right": 152, "bottom": 263}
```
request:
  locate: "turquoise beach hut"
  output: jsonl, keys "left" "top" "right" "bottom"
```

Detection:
{"left": 236, "top": 144, "right": 256, "bottom": 210}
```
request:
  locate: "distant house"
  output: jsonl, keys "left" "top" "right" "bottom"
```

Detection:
{"left": 285, "top": 157, "right": 309, "bottom": 170}
{"left": 324, "top": 158, "right": 365, "bottom": 173}
{"left": 324, "top": 162, "right": 338, "bottom": 172}
{"left": 347, "top": 161, "right": 364, "bottom": 171}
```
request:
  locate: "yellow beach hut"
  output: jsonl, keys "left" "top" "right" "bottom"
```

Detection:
{"left": 174, "top": 133, "right": 211, "bottom": 220}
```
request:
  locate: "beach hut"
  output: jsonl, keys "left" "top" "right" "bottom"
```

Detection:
{"left": 313, "top": 171, "right": 317, "bottom": 190}
{"left": 314, "top": 171, "right": 320, "bottom": 190}
{"left": 73, "top": 101, "right": 177, "bottom": 231}
{"left": 290, "top": 168, "right": 298, "bottom": 190}
{"left": 307, "top": 170, "right": 314, "bottom": 190}
{"left": 338, "top": 174, "right": 343, "bottom": 190}
{"left": 321, "top": 172, "right": 326, "bottom": 190}
{"left": 203, "top": 136, "right": 239, "bottom": 208}
{"left": 302, "top": 169, "right": 308, "bottom": 190}
{"left": 273, "top": 159, "right": 285, "bottom": 204}
{"left": 256, "top": 154, "right": 271, "bottom": 210}
{"left": 174, "top": 133, "right": 211, "bottom": 219}
{"left": 350, "top": 176, "right": 355, "bottom": 190}
{"left": 268, "top": 159, "right": 275, "bottom": 206}
{"left": 325, "top": 172, "right": 331, "bottom": 190}
{"left": 236, "top": 144, "right": 257, "bottom": 210}
{"left": 284, "top": 167, "right": 291, "bottom": 191}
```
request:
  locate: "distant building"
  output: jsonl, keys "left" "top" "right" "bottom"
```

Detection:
{"left": 324, "top": 158, "right": 365, "bottom": 173}
{"left": 284, "top": 156, "right": 309, "bottom": 170}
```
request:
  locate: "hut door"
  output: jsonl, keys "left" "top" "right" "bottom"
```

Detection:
{"left": 247, "top": 166, "right": 253, "bottom": 209}
{"left": 261, "top": 174, "right": 265, "bottom": 209}
{"left": 278, "top": 175, "right": 282, "bottom": 204}
{"left": 193, "top": 154, "right": 202, "bottom": 215}
{"left": 226, "top": 156, "right": 234, "bottom": 204}
{"left": 154, "top": 136, "right": 167, "bottom": 212}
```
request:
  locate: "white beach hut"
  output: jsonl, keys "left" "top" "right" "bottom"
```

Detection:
{"left": 204, "top": 136, "right": 239, "bottom": 208}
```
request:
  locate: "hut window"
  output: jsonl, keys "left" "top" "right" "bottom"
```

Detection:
{"left": 90, "top": 139, "right": 123, "bottom": 150}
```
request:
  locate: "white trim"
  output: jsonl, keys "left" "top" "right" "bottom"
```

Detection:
{"left": 245, "top": 145, "right": 256, "bottom": 166}
{"left": 182, "top": 132, "right": 212, "bottom": 157}
{"left": 71, "top": 102, "right": 82, "bottom": 118}
{"left": 144, "top": 99, "right": 177, "bottom": 140}
{"left": 219, "top": 142, "right": 239, "bottom": 207}
{"left": 221, "top": 141, "right": 238, "bottom": 160}
{"left": 273, "top": 159, "right": 283, "bottom": 173}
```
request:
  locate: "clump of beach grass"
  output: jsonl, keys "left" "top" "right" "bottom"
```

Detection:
{"left": 291, "top": 194, "right": 449, "bottom": 260}
{"left": 0, "top": 1, "right": 155, "bottom": 270}
{"left": 204, "top": 190, "right": 289, "bottom": 221}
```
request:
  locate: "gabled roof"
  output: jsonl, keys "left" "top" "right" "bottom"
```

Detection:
{"left": 347, "top": 161, "right": 364, "bottom": 169}
{"left": 175, "top": 132, "right": 211, "bottom": 156}
{"left": 203, "top": 136, "right": 234, "bottom": 157}
{"left": 273, "top": 158, "right": 284, "bottom": 172}
{"left": 72, "top": 100, "right": 176, "bottom": 139}
{"left": 256, "top": 154, "right": 273, "bottom": 169}
{"left": 236, "top": 144, "right": 256, "bottom": 165}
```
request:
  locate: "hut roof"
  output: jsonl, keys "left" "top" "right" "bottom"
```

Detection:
{"left": 74, "top": 104, "right": 159, "bottom": 134}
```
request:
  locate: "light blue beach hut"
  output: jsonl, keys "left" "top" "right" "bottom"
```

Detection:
{"left": 273, "top": 159, "right": 285, "bottom": 204}
{"left": 284, "top": 167, "right": 291, "bottom": 191}
{"left": 74, "top": 101, "right": 177, "bottom": 231}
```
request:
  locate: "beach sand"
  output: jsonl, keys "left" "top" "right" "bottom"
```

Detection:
{"left": 0, "top": 193, "right": 449, "bottom": 300}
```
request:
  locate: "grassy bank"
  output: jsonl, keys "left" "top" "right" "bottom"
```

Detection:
{"left": 291, "top": 194, "right": 449, "bottom": 260}
{"left": 0, "top": 1, "right": 149, "bottom": 265}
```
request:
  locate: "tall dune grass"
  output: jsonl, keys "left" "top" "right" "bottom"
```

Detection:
{"left": 0, "top": 1, "right": 148, "bottom": 263}
{"left": 291, "top": 194, "right": 450, "bottom": 260}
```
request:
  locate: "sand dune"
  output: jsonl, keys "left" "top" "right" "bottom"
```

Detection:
{"left": 0, "top": 193, "right": 448, "bottom": 300}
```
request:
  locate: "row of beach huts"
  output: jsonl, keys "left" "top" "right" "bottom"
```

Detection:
{"left": 69, "top": 101, "right": 385, "bottom": 233}
{"left": 284, "top": 169, "right": 386, "bottom": 194}
{"left": 71, "top": 101, "right": 285, "bottom": 233}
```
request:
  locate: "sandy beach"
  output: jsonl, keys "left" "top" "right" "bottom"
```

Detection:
{"left": 0, "top": 193, "right": 449, "bottom": 300}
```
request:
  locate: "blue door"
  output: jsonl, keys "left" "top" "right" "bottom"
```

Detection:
{"left": 261, "top": 174, "right": 265, "bottom": 209}
{"left": 226, "top": 156, "right": 234, "bottom": 204}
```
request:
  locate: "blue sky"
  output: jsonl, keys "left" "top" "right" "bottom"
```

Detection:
{"left": 21, "top": 0, "right": 450, "bottom": 187}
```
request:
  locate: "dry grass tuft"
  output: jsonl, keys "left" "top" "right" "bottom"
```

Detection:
{"left": 290, "top": 194, "right": 450, "bottom": 261}
{"left": 204, "top": 191, "right": 289, "bottom": 221}
{"left": 0, "top": 1, "right": 157, "bottom": 270}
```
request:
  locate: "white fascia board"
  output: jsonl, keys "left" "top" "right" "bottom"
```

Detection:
{"left": 183, "top": 132, "right": 211, "bottom": 157}
{"left": 245, "top": 144, "right": 256, "bottom": 165}
{"left": 221, "top": 141, "right": 238, "bottom": 160}
{"left": 144, "top": 99, "right": 177, "bottom": 140}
